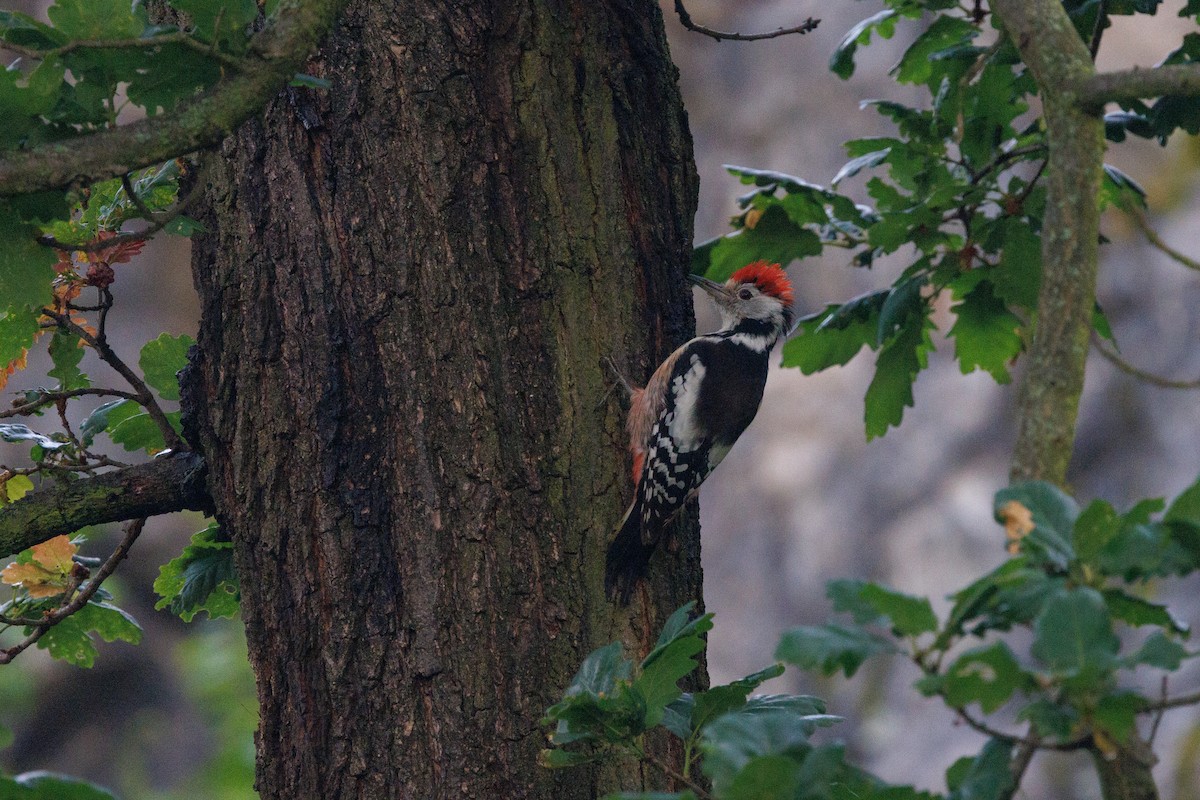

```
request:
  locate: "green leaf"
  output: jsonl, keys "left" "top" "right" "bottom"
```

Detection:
{"left": 994, "top": 482, "right": 1078, "bottom": 569}
{"left": 864, "top": 301, "right": 934, "bottom": 439}
{"left": 1031, "top": 587, "right": 1118, "bottom": 682}
{"left": 47, "top": 330, "right": 88, "bottom": 390}
{"left": 1102, "top": 589, "right": 1189, "bottom": 635}
{"left": 139, "top": 333, "right": 194, "bottom": 401}
{"left": 1165, "top": 476, "right": 1200, "bottom": 526}
{"left": 167, "top": 0, "right": 258, "bottom": 47}
{"left": 35, "top": 600, "right": 142, "bottom": 667}
{"left": 693, "top": 204, "right": 821, "bottom": 282}
{"left": 1073, "top": 500, "right": 1121, "bottom": 564}
{"left": 0, "top": 308, "right": 39, "bottom": 383}
{"left": 1094, "top": 692, "right": 1144, "bottom": 743}
{"left": 937, "top": 642, "right": 1026, "bottom": 713}
{"left": 1, "top": 771, "right": 118, "bottom": 800}
{"left": 1099, "top": 163, "right": 1147, "bottom": 210}
{"left": 827, "top": 579, "right": 937, "bottom": 636}
{"left": 0, "top": 204, "right": 57, "bottom": 315}
{"left": 154, "top": 523, "right": 239, "bottom": 621}
{"left": 893, "top": 15, "right": 978, "bottom": 87}
{"left": 567, "top": 641, "right": 632, "bottom": 698}
{"left": 831, "top": 150, "right": 890, "bottom": 187}
{"left": 946, "top": 739, "right": 1015, "bottom": 800}
{"left": 633, "top": 608, "right": 712, "bottom": 727}
{"left": 689, "top": 664, "right": 786, "bottom": 734}
{"left": 701, "top": 708, "right": 832, "bottom": 792}
{"left": 95, "top": 399, "right": 181, "bottom": 453}
{"left": 47, "top": 0, "right": 147, "bottom": 39}
{"left": 988, "top": 218, "right": 1041, "bottom": 311}
{"left": 781, "top": 293, "right": 885, "bottom": 375}
{"left": 775, "top": 623, "right": 895, "bottom": 677}
{"left": 724, "top": 755, "right": 801, "bottom": 800}
{"left": 831, "top": 10, "right": 899, "bottom": 80}
{"left": 1017, "top": 698, "right": 1079, "bottom": 739}
{"left": 1125, "top": 632, "right": 1190, "bottom": 671}
{"left": 948, "top": 280, "right": 1022, "bottom": 383}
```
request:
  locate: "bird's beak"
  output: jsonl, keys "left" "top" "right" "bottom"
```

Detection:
{"left": 687, "top": 273, "right": 734, "bottom": 308}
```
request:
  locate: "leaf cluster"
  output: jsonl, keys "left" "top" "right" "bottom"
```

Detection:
{"left": 543, "top": 604, "right": 931, "bottom": 800}
{"left": 777, "top": 478, "right": 1200, "bottom": 761}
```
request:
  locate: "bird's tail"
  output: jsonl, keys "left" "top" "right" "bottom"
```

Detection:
{"left": 605, "top": 497, "right": 655, "bottom": 604}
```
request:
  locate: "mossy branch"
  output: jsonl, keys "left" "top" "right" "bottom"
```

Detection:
{"left": 0, "top": 0, "right": 349, "bottom": 198}
{"left": 1079, "top": 64, "right": 1200, "bottom": 108}
{"left": 992, "top": 0, "right": 1103, "bottom": 486}
{"left": 0, "top": 452, "right": 212, "bottom": 558}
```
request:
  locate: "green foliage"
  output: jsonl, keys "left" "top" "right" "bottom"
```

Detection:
{"left": 35, "top": 600, "right": 142, "bottom": 668}
{"left": 154, "top": 522, "right": 239, "bottom": 621}
{"left": 139, "top": 333, "right": 194, "bottom": 402}
{"left": 694, "top": 0, "right": 1198, "bottom": 440}
{"left": 551, "top": 478, "right": 1200, "bottom": 798}
{"left": 0, "top": 770, "right": 118, "bottom": 800}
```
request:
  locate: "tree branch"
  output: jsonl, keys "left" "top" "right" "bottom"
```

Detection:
{"left": 1125, "top": 205, "right": 1200, "bottom": 273}
{"left": 0, "top": 452, "right": 212, "bottom": 558}
{"left": 993, "top": 0, "right": 1104, "bottom": 485}
{"left": 1092, "top": 333, "right": 1200, "bottom": 390}
{"left": 0, "top": 0, "right": 350, "bottom": 198}
{"left": 1078, "top": 63, "right": 1200, "bottom": 109}
{"left": 672, "top": 1, "right": 818, "bottom": 42}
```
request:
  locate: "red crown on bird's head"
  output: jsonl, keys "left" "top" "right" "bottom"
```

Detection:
{"left": 729, "top": 261, "right": 794, "bottom": 306}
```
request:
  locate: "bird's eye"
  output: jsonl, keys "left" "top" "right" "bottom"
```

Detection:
{"left": 737, "top": 288, "right": 754, "bottom": 300}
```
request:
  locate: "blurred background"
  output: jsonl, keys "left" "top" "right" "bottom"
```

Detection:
{"left": 2, "top": 1, "right": 1199, "bottom": 798}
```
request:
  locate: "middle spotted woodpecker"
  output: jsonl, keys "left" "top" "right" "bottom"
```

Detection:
{"left": 605, "top": 260, "right": 795, "bottom": 603}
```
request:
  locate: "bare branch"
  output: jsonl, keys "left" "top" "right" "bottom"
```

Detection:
{"left": 954, "top": 707, "right": 1090, "bottom": 752}
{"left": 1092, "top": 333, "right": 1200, "bottom": 390}
{"left": 0, "top": 452, "right": 211, "bottom": 558}
{"left": 672, "top": 1, "right": 819, "bottom": 42}
{"left": 0, "top": 0, "right": 350, "bottom": 198}
{"left": 1078, "top": 63, "right": 1200, "bottom": 109}
{"left": 1125, "top": 206, "right": 1200, "bottom": 272}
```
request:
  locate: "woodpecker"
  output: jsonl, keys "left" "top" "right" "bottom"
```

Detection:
{"left": 605, "top": 260, "right": 795, "bottom": 603}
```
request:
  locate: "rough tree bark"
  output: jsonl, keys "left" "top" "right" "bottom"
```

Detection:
{"left": 182, "top": 1, "right": 701, "bottom": 798}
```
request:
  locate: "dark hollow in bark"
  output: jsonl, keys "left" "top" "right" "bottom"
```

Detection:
{"left": 183, "top": 2, "right": 703, "bottom": 797}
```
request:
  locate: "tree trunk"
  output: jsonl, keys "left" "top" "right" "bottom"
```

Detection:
{"left": 181, "top": 2, "right": 701, "bottom": 798}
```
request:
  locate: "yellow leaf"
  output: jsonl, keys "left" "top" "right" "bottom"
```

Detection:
{"left": 31, "top": 535, "right": 77, "bottom": 573}
{"left": 0, "top": 474, "right": 34, "bottom": 505}
{"left": 743, "top": 207, "right": 764, "bottom": 230}
{"left": 998, "top": 500, "right": 1034, "bottom": 555}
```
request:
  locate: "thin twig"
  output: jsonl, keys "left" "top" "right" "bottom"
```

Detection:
{"left": 673, "top": 0, "right": 818, "bottom": 42}
{"left": 1125, "top": 206, "right": 1200, "bottom": 272}
{"left": 1092, "top": 333, "right": 1200, "bottom": 390}
{"left": 955, "top": 707, "right": 1090, "bottom": 752}
{"left": 1087, "top": 0, "right": 1106, "bottom": 60}
{"left": 0, "top": 518, "right": 145, "bottom": 665}
{"left": 42, "top": 309, "right": 184, "bottom": 451}
{"left": 1148, "top": 676, "right": 1168, "bottom": 745}
{"left": 643, "top": 752, "right": 713, "bottom": 800}
{"left": 0, "top": 31, "right": 245, "bottom": 70}
{"left": 1, "top": 387, "right": 140, "bottom": 420}
{"left": 1140, "top": 687, "right": 1200, "bottom": 712}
